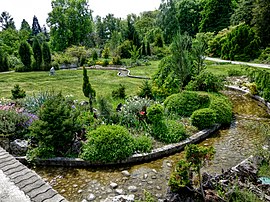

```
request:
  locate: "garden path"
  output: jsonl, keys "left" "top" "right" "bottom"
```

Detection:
{"left": 0, "top": 146, "right": 67, "bottom": 202}
{"left": 205, "top": 57, "right": 270, "bottom": 69}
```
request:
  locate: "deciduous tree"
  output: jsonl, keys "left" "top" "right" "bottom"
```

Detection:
{"left": 47, "top": 0, "right": 93, "bottom": 51}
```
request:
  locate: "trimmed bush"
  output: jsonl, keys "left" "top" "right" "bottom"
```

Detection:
{"left": 191, "top": 108, "right": 216, "bottom": 130}
{"left": 164, "top": 91, "right": 210, "bottom": 117}
{"left": 147, "top": 104, "right": 164, "bottom": 123}
{"left": 112, "top": 84, "right": 126, "bottom": 99}
{"left": 134, "top": 135, "right": 153, "bottom": 153}
{"left": 209, "top": 94, "right": 232, "bottom": 125}
{"left": 11, "top": 84, "right": 26, "bottom": 99}
{"left": 80, "top": 125, "right": 135, "bottom": 163}
{"left": 164, "top": 120, "right": 187, "bottom": 143}
{"left": 185, "top": 71, "right": 224, "bottom": 92}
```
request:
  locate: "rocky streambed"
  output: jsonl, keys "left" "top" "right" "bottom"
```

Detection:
{"left": 34, "top": 90, "right": 270, "bottom": 201}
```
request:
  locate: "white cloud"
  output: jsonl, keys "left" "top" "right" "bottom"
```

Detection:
{"left": 1, "top": 0, "right": 161, "bottom": 29}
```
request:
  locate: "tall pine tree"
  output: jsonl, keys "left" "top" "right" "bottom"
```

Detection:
{"left": 42, "top": 42, "right": 51, "bottom": 71}
{"left": 82, "top": 67, "right": 96, "bottom": 113}
{"left": 32, "top": 37, "right": 42, "bottom": 71}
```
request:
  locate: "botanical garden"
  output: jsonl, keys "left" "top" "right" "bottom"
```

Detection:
{"left": 1, "top": 0, "right": 270, "bottom": 201}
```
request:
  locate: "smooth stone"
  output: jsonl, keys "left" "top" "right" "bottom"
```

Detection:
{"left": 110, "top": 182, "right": 118, "bottom": 189}
{"left": 121, "top": 170, "right": 131, "bottom": 177}
{"left": 151, "top": 175, "right": 157, "bottom": 179}
{"left": 78, "top": 189, "right": 83, "bottom": 193}
{"left": 143, "top": 174, "right": 148, "bottom": 179}
{"left": 103, "top": 195, "right": 135, "bottom": 202}
{"left": 115, "top": 188, "right": 124, "bottom": 195}
{"left": 128, "top": 186, "right": 137, "bottom": 192}
{"left": 82, "top": 199, "right": 87, "bottom": 202}
{"left": 167, "top": 163, "right": 172, "bottom": 167}
{"left": 152, "top": 169, "right": 157, "bottom": 173}
{"left": 73, "top": 184, "right": 78, "bottom": 188}
{"left": 156, "top": 186, "right": 161, "bottom": 190}
{"left": 87, "top": 193, "right": 96, "bottom": 201}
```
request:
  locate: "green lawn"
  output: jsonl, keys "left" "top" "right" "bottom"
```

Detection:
{"left": 128, "top": 60, "right": 159, "bottom": 77}
{"left": 0, "top": 63, "right": 159, "bottom": 102}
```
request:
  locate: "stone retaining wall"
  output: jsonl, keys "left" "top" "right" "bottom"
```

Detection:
{"left": 0, "top": 147, "right": 67, "bottom": 202}
{"left": 16, "top": 124, "right": 220, "bottom": 167}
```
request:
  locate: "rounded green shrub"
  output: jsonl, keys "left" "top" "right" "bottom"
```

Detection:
{"left": 191, "top": 108, "right": 216, "bottom": 130}
{"left": 80, "top": 125, "right": 135, "bottom": 163}
{"left": 164, "top": 120, "right": 187, "bottom": 143}
{"left": 134, "top": 135, "right": 153, "bottom": 153}
{"left": 185, "top": 71, "right": 224, "bottom": 92}
{"left": 147, "top": 103, "right": 164, "bottom": 123}
{"left": 209, "top": 94, "right": 232, "bottom": 125}
{"left": 164, "top": 91, "right": 210, "bottom": 117}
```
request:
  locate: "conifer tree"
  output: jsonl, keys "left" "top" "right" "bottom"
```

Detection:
{"left": 82, "top": 67, "right": 96, "bottom": 113}
{"left": 19, "top": 41, "right": 32, "bottom": 71}
{"left": 32, "top": 37, "right": 42, "bottom": 71}
{"left": 42, "top": 42, "right": 51, "bottom": 71}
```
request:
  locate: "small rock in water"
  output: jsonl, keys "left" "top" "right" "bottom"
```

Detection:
{"left": 143, "top": 174, "right": 148, "bottom": 179}
{"left": 167, "top": 163, "right": 172, "bottom": 167}
{"left": 152, "top": 169, "right": 157, "bottom": 174}
{"left": 81, "top": 199, "right": 87, "bottom": 202}
{"left": 121, "top": 170, "right": 131, "bottom": 177}
{"left": 115, "top": 188, "right": 124, "bottom": 195}
{"left": 87, "top": 193, "right": 96, "bottom": 201}
{"left": 60, "top": 189, "right": 66, "bottom": 193}
{"left": 78, "top": 189, "right": 83, "bottom": 193}
{"left": 156, "top": 186, "right": 161, "bottom": 190}
{"left": 151, "top": 175, "right": 157, "bottom": 179}
{"left": 110, "top": 182, "right": 118, "bottom": 189}
{"left": 73, "top": 184, "right": 78, "bottom": 188}
{"left": 128, "top": 186, "right": 138, "bottom": 192}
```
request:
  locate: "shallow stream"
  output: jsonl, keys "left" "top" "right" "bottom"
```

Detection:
{"left": 34, "top": 90, "right": 270, "bottom": 201}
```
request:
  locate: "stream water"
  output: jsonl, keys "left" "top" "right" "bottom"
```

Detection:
{"left": 34, "top": 90, "right": 270, "bottom": 201}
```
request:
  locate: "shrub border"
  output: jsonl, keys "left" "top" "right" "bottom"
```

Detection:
{"left": 16, "top": 85, "right": 265, "bottom": 167}
{"left": 16, "top": 124, "right": 220, "bottom": 167}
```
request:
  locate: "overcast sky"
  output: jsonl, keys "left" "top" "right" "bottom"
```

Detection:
{"left": 1, "top": 0, "right": 161, "bottom": 29}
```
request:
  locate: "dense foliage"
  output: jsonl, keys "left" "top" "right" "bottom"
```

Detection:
{"left": 186, "top": 71, "right": 224, "bottom": 92}
{"left": 164, "top": 91, "right": 210, "bottom": 117}
{"left": 80, "top": 125, "right": 135, "bottom": 163}
{"left": 191, "top": 108, "right": 217, "bottom": 130}
{"left": 28, "top": 93, "right": 80, "bottom": 158}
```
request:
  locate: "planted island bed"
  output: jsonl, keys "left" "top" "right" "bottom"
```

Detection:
{"left": 0, "top": 61, "right": 236, "bottom": 165}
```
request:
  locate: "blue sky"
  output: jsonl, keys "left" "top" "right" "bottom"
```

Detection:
{"left": 1, "top": 0, "right": 161, "bottom": 29}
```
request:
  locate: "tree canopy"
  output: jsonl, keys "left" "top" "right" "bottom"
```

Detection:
{"left": 47, "top": 0, "right": 93, "bottom": 51}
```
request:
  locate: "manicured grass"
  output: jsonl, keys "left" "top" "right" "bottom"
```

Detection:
{"left": 0, "top": 62, "right": 160, "bottom": 101}
{"left": 128, "top": 60, "right": 159, "bottom": 77}
{"left": 205, "top": 63, "right": 247, "bottom": 76}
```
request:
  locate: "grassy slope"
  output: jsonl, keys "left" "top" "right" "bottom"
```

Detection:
{"left": 1, "top": 59, "right": 269, "bottom": 101}
{"left": 0, "top": 63, "right": 159, "bottom": 101}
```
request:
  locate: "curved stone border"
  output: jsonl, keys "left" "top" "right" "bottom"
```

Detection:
{"left": 226, "top": 85, "right": 270, "bottom": 110}
{"left": 0, "top": 147, "right": 67, "bottom": 202}
{"left": 16, "top": 124, "right": 220, "bottom": 167}
{"left": 85, "top": 65, "right": 150, "bottom": 79}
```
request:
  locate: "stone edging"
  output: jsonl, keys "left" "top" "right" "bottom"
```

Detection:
{"left": 16, "top": 124, "right": 221, "bottom": 167}
{"left": 226, "top": 85, "right": 270, "bottom": 110}
{"left": 86, "top": 65, "right": 150, "bottom": 80}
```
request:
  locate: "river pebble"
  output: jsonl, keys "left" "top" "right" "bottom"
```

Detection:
{"left": 121, "top": 170, "right": 130, "bottom": 177}
{"left": 128, "top": 186, "right": 137, "bottom": 192}
{"left": 87, "top": 193, "right": 95, "bottom": 201}
{"left": 110, "top": 182, "right": 118, "bottom": 189}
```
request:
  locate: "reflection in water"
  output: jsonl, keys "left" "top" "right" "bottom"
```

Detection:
{"left": 34, "top": 91, "right": 270, "bottom": 201}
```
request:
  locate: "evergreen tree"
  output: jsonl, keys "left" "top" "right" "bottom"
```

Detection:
{"left": 82, "top": 67, "right": 96, "bottom": 113}
{"left": 0, "top": 11, "right": 16, "bottom": 30}
{"left": 142, "top": 42, "right": 146, "bottom": 56}
{"left": 19, "top": 41, "right": 32, "bottom": 70}
{"left": 41, "top": 25, "right": 50, "bottom": 41}
{"left": 231, "top": 0, "right": 255, "bottom": 26}
{"left": 32, "top": 37, "right": 42, "bottom": 71}
{"left": 199, "top": 0, "right": 234, "bottom": 33}
{"left": 0, "top": 50, "right": 9, "bottom": 72}
{"left": 32, "top": 15, "right": 42, "bottom": 36}
{"left": 42, "top": 42, "right": 52, "bottom": 71}
{"left": 252, "top": 0, "right": 270, "bottom": 47}
{"left": 20, "top": 19, "right": 31, "bottom": 32}
{"left": 146, "top": 41, "right": 151, "bottom": 56}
